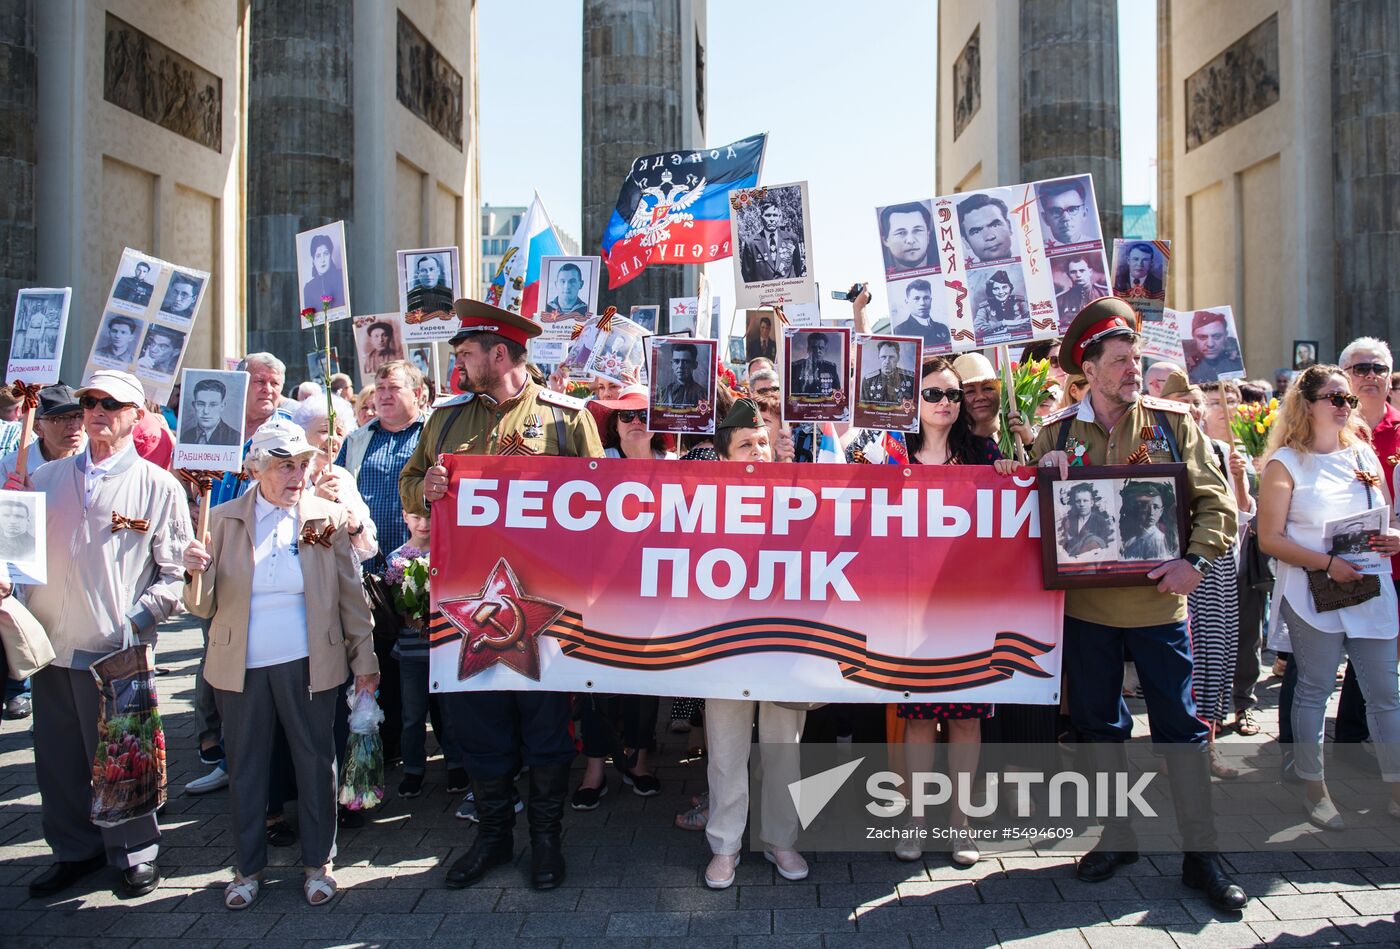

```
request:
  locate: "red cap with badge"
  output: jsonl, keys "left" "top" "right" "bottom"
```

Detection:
{"left": 1059, "top": 297, "right": 1139, "bottom": 376}
{"left": 448, "top": 298, "right": 544, "bottom": 348}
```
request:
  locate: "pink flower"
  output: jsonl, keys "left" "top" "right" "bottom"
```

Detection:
{"left": 320, "top": 295, "right": 334, "bottom": 306}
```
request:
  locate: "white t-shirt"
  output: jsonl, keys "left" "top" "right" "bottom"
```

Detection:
{"left": 245, "top": 489, "right": 310, "bottom": 668}
{"left": 1268, "top": 444, "right": 1397, "bottom": 640}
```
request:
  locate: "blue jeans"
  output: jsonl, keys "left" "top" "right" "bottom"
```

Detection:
{"left": 399, "top": 658, "right": 464, "bottom": 774}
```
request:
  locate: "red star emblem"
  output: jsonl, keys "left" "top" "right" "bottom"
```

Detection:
{"left": 437, "top": 558, "right": 564, "bottom": 682}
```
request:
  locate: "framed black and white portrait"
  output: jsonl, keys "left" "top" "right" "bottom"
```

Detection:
{"left": 782, "top": 326, "right": 851, "bottom": 424}
{"left": 174, "top": 368, "right": 250, "bottom": 471}
{"left": 397, "top": 246, "right": 462, "bottom": 342}
{"left": 158, "top": 271, "right": 206, "bottom": 323}
{"left": 0, "top": 491, "right": 44, "bottom": 585}
{"left": 92, "top": 312, "right": 146, "bottom": 368}
{"left": 852, "top": 334, "right": 921, "bottom": 433}
{"left": 729, "top": 181, "right": 817, "bottom": 309}
{"left": 538, "top": 256, "right": 601, "bottom": 325}
{"left": 1034, "top": 175, "right": 1102, "bottom": 250}
{"left": 109, "top": 251, "right": 159, "bottom": 313}
{"left": 296, "top": 221, "right": 352, "bottom": 324}
{"left": 7, "top": 288, "right": 71, "bottom": 384}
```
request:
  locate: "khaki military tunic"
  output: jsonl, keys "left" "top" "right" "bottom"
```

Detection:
{"left": 1030, "top": 394, "right": 1237, "bottom": 627}
{"left": 400, "top": 381, "right": 604, "bottom": 516}
{"left": 860, "top": 368, "right": 916, "bottom": 405}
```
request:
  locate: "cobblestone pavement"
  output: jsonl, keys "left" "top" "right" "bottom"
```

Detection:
{"left": 1, "top": 616, "right": 1398, "bottom": 948}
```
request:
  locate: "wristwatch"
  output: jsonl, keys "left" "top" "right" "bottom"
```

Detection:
{"left": 1185, "top": 553, "right": 1211, "bottom": 576}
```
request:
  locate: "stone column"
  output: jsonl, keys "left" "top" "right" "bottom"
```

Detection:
{"left": 1155, "top": 0, "right": 1173, "bottom": 246}
{"left": 582, "top": 0, "right": 700, "bottom": 316}
{"left": 1332, "top": 0, "right": 1400, "bottom": 344}
{"left": 0, "top": 0, "right": 36, "bottom": 356}
{"left": 246, "top": 0, "right": 354, "bottom": 383}
{"left": 1018, "top": 0, "right": 1122, "bottom": 240}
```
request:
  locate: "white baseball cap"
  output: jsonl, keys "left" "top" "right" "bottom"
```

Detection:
{"left": 248, "top": 417, "right": 316, "bottom": 458}
{"left": 76, "top": 370, "right": 146, "bottom": 407}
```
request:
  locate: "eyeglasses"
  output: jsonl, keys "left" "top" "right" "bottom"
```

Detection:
{"left": 1308, "top": 392, "right": 1360, "bottom": 410}
{"left": 616, "top": 410, "right": 646, "bottom": 423}
{"left": 921, "top": 387, "right": 964, "bottom": 404}
{"left": 1044, "top": 204, "right": 1083, "bottom": 219}
{"left": 80, "top": 396, "right": 135, "bottom": 412}
{"left": 1346, "top": 362, "right": 1391, "bottom": 377}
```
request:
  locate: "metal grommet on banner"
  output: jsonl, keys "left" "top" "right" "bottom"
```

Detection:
{"left": 585, "top": 680, "right": 594, "bottom": 689}
{"left": 903, "top": 468, "right": 912, "bottom": 478}
{"left": 432, "top": 681, "right": 439, "bottom": 690}
{"left": 430, "top": 567, "right": 438, "bottom": 576}
{"left": 903, "top": 692, "right": 911, "bottom": 699}
{"left": 742, "top": 689, "right": 750, "bottom": 697}
{"left": 589, "top": 461, "right": 598, "bottom": 470}
{"left": 746, "top": 465, "right": 754, "bottom": 473}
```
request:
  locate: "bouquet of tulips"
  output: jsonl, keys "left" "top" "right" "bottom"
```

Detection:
{"left": 998, "top": 358, "right": 1054, "bottom": 461}
{"left": 338, "top": 684, "right": 385, "bottom": 811}
{"left": 1230, "top": 398, "right": 1278, "bottom": 458}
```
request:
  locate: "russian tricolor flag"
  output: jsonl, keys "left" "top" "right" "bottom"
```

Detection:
{"left": 484, "top": 191, "right": 564, "bottom": 316}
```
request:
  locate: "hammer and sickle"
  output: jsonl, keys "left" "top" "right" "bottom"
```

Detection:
{"left": 469, "top": 598, "right": 526, "bottom": 652}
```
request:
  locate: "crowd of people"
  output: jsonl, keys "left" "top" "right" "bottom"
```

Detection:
{"left": 1, "top": 290, "right": 1396, "bottom": 921}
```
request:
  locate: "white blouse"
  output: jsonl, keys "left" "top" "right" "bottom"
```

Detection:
{"left": 1268, "top": 444, "right": 1397, "bottom": 640}
{"left": 245, "top": 489, "right": 310, "bottom": 668}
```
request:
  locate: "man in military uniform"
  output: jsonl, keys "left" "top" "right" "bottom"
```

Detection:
{"left": 658, "top": 342, "right": 707, "bottom": 407}
{"left": 791, "top": 332, "right": 841, "bottom": 397}
{"left": 1055, "top": 256, "right": 1110, "bottom": 327}
{"left": 739, "top": 200, "right": 805, "bottom": 283}
{"left": 400, "top": 298, "right": 602, "bottom": 893}
{"left": 1032, "top": 297, "right": 1247, "bottom": 914}
{"left": 1184, "top": 310, "right": 1244, "bottom": 383}
{"left": 859, "top": 340, "right": 914, "bottom": 405}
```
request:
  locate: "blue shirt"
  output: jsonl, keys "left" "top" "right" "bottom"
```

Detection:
{"left": 337, "top": 418, "right": 424, "bottom": 574}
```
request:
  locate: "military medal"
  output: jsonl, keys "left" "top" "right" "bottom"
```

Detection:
{"left": 522, "top": 413, "right": 543, "bottom": 439}
{"left": 1138, "top": 423, "right": 1170, "bottom": 456}
{"left": 1065, "top": 437, "right": 1087, "bottom": 467}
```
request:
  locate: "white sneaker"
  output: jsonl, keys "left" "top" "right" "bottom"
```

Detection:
{"left": 765, "top": 849, "right": 809, "bottom": 881}
{"left": 894, "top": 836, "right": 923, "bottom": 862}
{"left": 704, "top": 852, "right": 740, "bottom": 889}
{"left": 185, "top": 763, "right": 229, "bottom": 795}
{"left": 1304, "top": 796, "right": 1345, "bottom": 830}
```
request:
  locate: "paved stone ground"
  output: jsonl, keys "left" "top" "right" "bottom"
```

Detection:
{"left": 1, "top": 615, "right": 1398, "bottom": 948}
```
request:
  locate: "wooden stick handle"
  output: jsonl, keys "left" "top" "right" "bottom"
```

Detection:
{"left": 13, "top": 403, "right": 35, "bottom": 481}
{"left": 193, "top": 491, "right": 211, "bottom": 605}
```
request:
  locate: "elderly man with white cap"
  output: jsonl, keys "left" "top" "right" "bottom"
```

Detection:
{"left": 14, "top": 369, "right": 191, "bottom": 899}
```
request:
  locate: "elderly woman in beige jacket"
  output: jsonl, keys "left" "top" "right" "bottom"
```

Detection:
{"left": 183, "top": 418, "right": 378, "bottom": 910}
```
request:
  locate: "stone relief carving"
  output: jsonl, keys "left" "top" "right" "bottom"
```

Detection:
{"left": 104, "top": 14, "right": 222, "bottom": 152}
{"left": 397, "top": 12, "right": 464, "bottom": 149}
{"left": 1185, "top": 14, "right": 1280, "bottom": 151}
{"left": 952, "top": 26, "right": 980, "bottom": 141}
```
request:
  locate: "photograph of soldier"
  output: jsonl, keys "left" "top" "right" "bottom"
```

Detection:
{"left": 891, "top": 278, "right": 952, "bottom": 351}
{"left": 1053, "top": 255, "right": 1110, "bottom": 328}
{"left": 135, "top": 325, "right": 185, "bottom": 375}
{"left": 1329, "top": 515, "right": 1377, "bottom": 556}
{"left": 628, "top": 305, "right": 659, "bottom": 333}
{"left": 1293, "top": 340, "right": 1318, "bottom": 370}
{"left": 358, "top": 318, "right": 406, "bottom": 377}
{"left": 858, "top": 339, "right": 917, "bottom": 406}
{"left": 972, "top": 269, "right": 1031, "bottom": 341}
{"left": 179, "top": 373, "right": 245, "bottom": 447}
{"left": 93, "top": 313, "right": 145, "bottom": 366}
{"left": 1118, "top": 480, "right": 1180, "bottom": 562}
{"left": 655, "top": 342, "right": 709, "bottom": 408}
{"left": 406, "top": 252, "right": 455, "bottom": 318}
{"left": 789, "top": 330, "right": 843, "bottom": 397}
{"left": 956, "top": 192, "right": 1014, "bottom": 263}
{"left": 877, "top": 201, "right": 935, "bottom": 274}
{"left": 111, "top": 257, "right": 155, "bottom": 309}
{"left": 540, "top": 258, "right": 597, "bottom": 322}
{"left": 738, "top": 194, "right": 807, "bottom": 284}
{"left": 9, "top": 291, "right": 65, "bottom": 362}
{"left": 1036, "top": 176, "right": 1100, "bottom": 249}
{"left": 744, "top": 311, "right": 778, "bottom": 363}
{"left": 1182, "top": 308, "right": 1245, "bottom": 383}
{"left": 1112, "top": 241, "right": 1166, "bottom": 300}
{"left": 0, "top": 494, "right": 36, "bottom": 564}
{"left": 158, "top": 272, "right": 203, "bottom": 321}
{"left": 1054, "top": 482, "right": 1117, "bottom": 562}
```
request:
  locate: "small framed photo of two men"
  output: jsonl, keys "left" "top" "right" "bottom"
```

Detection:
{"left": 646, "top": 337, "right": 717, "bottom": 435}
{"left": 1036, "top": 464, "right": 1190, "bottom": 589}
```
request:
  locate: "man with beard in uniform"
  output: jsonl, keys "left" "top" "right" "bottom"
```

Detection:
{"left": 401, "top": 299, "right": 602, "bottom": 893}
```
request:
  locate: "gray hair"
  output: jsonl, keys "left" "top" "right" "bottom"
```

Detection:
{"left": 295, "top": 381, "right": 322, "bottom": 402}
{"left": 750, "top": 369, "right": 779, "bottom": 387}
{"left": 239, "top": 352, "right": 286, "bottom": 378}
{"left": 1338, "top": 337, "right": 1392, "bottom": 369}
{"left": 290, "top": 394, "right": 357, "bottom": 434}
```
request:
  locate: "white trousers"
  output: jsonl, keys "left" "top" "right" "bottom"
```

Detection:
{"left": 704, "top": 700, "right": 806, "bottom": 856}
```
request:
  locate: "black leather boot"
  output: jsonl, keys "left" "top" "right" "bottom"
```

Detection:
{"left": 1077, "top": 742, "right": 1139, "bottom": 883}
{"left": 527, "top": 761, "right": 571, "bottom": 890}
{"left": 446, "top": 775, "right": 517, "bottom": 888}
{"left": 1165, "top": 746, "right": 1247, "bottom": 912}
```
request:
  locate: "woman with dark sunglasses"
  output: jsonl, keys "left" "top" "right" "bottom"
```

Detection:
{"left": 893, "top": 357, "right": 1017, "bottom": 866}
{"left": 573, "top": 385, "right": 674, "bottom": 811}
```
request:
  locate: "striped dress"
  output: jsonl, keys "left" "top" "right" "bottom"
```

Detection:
{"left": 1187, "top": 439, "right": 1242, "bottom": 726}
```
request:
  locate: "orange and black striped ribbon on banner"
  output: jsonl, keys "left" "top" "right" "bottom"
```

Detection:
{"left": 427, "top": 611, "right": 1052, "bottom": 693}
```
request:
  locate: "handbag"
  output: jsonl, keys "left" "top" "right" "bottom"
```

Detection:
{"left": 1241, "top": 523, "right": 1274, "bottom": 592}
{"left": 89, "top": 627, "right": 167, "bottom": 827}
{"left": 362, "top": 571, "right": 401, "bottom": 652}
{"left": 1306, "top": 449, "right": 1383, "bottom": 614}
{"left": 0, "top": 595, "right": 55, "bottom": 679}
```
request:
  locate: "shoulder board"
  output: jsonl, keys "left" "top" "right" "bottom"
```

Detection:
{"left": 432, "top": 392, "right": 475, "bottom": 408}
{"left": 1041, "top": 403, "right": 1079, "bottom": 425}
{"left": 538, "top": 389, "right": 586, "bottom": 411}
{"left": 1140, "top": 395, "right": 1189, "bottom": 414}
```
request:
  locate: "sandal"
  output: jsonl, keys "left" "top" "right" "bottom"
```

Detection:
{"left": 304, "top": 870, "right": 337, "bottom": 906}
{"left": 224, "top": 875, "right": 260, "bottom": 910}
{"left": 674, "top": 802, "right": 709, "bottom": 831}
{"left": 1234, "top": 709, "right": 1260, "bottom": 737}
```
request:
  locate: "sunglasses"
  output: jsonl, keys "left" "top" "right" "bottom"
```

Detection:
{"left": 1347, "top": 362, "right": 1391, "bottom": 377}
{"left": 921, "top": 386, "right": 964, "bottom": 404}
{"left": 616, "top": 410, "right": 646, "bottom": 423}
{"left": 80, "top": 396, "right": 135, "bottom": 411}
{"left": 1309, "top": 392, "right": 1360, "bottom": 409}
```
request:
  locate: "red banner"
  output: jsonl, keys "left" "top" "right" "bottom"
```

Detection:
{"left": 428, "top": 457, "right": 1063, "bottom": 703}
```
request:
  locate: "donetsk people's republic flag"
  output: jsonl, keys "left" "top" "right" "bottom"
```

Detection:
{"left": 601, "top": 134, "right": 767, "bottom": 289}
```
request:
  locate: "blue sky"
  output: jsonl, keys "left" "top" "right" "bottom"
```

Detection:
{"left": 478, "top": 0, "right": 1156, "bottom": 335}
